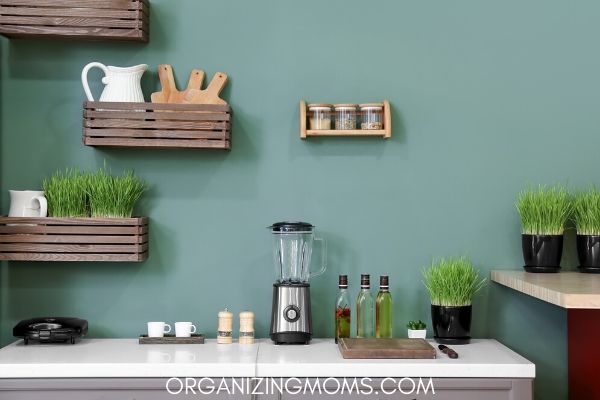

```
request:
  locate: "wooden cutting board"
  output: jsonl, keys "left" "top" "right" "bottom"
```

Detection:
{"left": 151, "top": 64, "right": 205, "bottom": 104}
{"left": 184, "top": 72, "right": 228, "bottom": 105}
{"left": 338, "top": 338, "right": 436, "bottom": 359}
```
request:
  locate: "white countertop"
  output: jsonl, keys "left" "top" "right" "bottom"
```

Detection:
{"left": 0, "top": 338, "right": 534, "bottom": 379}
{"left": 257, "top": 339, "right": 534, "bottom": 378}
{"left": 0, "top": 339, "right": 258, "bottom": 378}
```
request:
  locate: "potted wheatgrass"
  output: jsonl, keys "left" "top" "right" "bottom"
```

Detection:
{"left": 516, "top": 184, "right": 570, "bottom": 273}
{"left": 423, "top": 256, "right": 486, "bottom": 345}
{"left": 572, "top": 186, "right": 600, "bottom": 273}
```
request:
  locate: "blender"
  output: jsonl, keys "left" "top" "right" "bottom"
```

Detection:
{"left": 269, "top": 222, "right": 327, "bottom": 344}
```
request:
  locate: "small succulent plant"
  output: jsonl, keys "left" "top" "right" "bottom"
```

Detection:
{"left": 406, "top": 320, "right": 427, "bottom": 330}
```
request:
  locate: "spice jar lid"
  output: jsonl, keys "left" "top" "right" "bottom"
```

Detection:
{"left": 359, "top": 103, "right": 384, "bottom": 109}
{"left": 308, "top": 103, "right": 332, "bottom": 110}
{"left": 333, "top": 103, "right": 358, "bottom": 110}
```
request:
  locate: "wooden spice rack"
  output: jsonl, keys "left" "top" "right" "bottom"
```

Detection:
{"left": 0, "top": 0, "right": 149, "bottom": 42}
{"left": 83, "top": 101, "right": 231, "bottom": 150}
{"left": 300, "top": 100, "right": 392, "bottom": 139}
{"left": 0, "top": 216, "right": 148, "bottom": 262}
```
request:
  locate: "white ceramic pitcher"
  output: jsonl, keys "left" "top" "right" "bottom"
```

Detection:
{"left": 9, "top": 191, "right": 47, "bottom": 218}
{"left": 81, "top": 62, "right": 147, "bottom": 102}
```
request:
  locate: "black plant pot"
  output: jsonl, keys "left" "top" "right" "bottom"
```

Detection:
{"left": 577, "top": 235, "right": 600, "bottom": 273}
{"left": 522, "top": 234, "right": 563, "bottom": 273}
{"left": 431, "top": 305, "right": 471, "bottom": 345}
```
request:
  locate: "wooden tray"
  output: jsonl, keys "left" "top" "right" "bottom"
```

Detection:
{"left": 139, "top": 334, "right": 205, "bottom": 344}
{"left": 300, "top": 100, "right": 392, "bottom": 139}
{"left": 0, "top": 216, "right": 148, "bottom": 262}
{"left": 338, "top": 338, "right": 436, "bottom": 359}
{"left": 83, "top": 101, "right": 231, "bottom": 150}
{"left": 0, "top": 0, "right": 149, "bottom": 42}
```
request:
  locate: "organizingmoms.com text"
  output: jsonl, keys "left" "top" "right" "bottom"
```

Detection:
{"left": 166, "top": 377, "right": 435, "bottom": 396}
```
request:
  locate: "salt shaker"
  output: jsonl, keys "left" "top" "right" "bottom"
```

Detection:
{"left": 217, "top": 308, "right": 233, "bottom": 344}
{"left": 239, "top": 311, "right": 255, "bottom": 345}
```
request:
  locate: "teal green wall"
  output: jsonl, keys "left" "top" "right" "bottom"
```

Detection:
{"left": 4, "top": 0, "right": 598, "bottom": 398}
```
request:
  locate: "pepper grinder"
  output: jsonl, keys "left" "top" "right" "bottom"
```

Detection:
{"left": 239, "top": 311, "right": 255, "bottom": 345}
{"left": 217, "top": 308, "right": 233, "bottom": 344}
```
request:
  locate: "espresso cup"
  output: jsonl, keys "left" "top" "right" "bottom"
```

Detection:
{"left": 175, "top": 322, "right": 197, "bottom": 337}
{"left": 8, "top": 190, "right": 47, "bottom": 218}
{"left": 147, "top": 322, "right": 171, "bottom": 338}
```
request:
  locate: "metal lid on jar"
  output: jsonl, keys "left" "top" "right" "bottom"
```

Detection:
{"left": 269, "top": 222, "right": 314, "bottom": 233}
{"left": 308, "top": 103, "right": 332, "bottom": 110}
{"left": 333, "top": 103, "right": 358, "bottom": 110}
{"left": 359, "top": 103, "right": 384, "bottom": 109}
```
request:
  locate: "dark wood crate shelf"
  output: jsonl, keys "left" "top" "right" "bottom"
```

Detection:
{"left": 0, "top": 216, "right": 148, "bottom": 262}
{"left": 83, "top": 101, "right": 231, "bottom": 149}
{"left": 0, "top": 0, "right": 149, "bottom": 42}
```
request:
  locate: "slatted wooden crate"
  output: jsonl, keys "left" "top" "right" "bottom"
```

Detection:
{"left": 0, "top": 217, "right": 148, "bottom": 262}
{"left": 0, "top": 0, "right": 149, "bottom": 42}
{"left": 83, "top": 102, "right": 231, "bottom": 149}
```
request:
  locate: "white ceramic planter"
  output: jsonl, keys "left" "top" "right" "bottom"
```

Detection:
{"left": 407, "top": 329, "right": 427, "bottom": 339}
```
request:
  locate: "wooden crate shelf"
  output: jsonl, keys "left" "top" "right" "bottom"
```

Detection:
{"left": 0, "top": 0, "right": 149, "bottom": 42}
{"left": 300, "top": 100, "right": 392, "bottom": 139}
{"left": 83, "top": 101, "right": 231, "bottom": 149}
{"left": 0, "top": 216, "right": 148, "bottom": 262}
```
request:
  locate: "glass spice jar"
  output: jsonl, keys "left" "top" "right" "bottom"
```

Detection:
{"left": 360, "top": 103, "right": 384, "bottom": 130}
{"left": 334, "top": 104, "right": 358, "bottom": 130}
{"left": 308, "top": 104, "right": 332, "bottom": 130}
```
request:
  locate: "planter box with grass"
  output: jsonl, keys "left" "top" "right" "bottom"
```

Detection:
{"left": 0, "top": 167, "right": 149, "bottom": 262}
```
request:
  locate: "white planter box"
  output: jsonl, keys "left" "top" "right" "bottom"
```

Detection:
{"left": 407, "top": 329, "right": 427, "bottom": 339}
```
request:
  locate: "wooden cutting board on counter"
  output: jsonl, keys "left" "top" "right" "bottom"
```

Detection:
{"left": 338, "top": 338, "right": 436, "bottom": 359}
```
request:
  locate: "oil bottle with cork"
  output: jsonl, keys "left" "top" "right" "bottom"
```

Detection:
{"left": 376, "top": 275, "right": 393, "bottom": 338}
{"left": 334, "top": 275, "right": 351, "bottom": 343}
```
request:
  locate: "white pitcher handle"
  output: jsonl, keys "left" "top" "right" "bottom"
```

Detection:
{"left": 32, "top": 196, "right": 47, "bottom": 218}
{"left": 81, "top": 62, "right": 109, "bottom": 101}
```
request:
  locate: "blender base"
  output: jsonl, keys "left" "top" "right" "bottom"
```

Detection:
{"left": 270, "top": 331, "right": 311, "bottom": 345}
{"left": 270, "top": 283, "right": 313, "bottom": 344}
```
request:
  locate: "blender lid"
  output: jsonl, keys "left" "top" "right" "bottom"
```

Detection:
{"left": 269, "top": 222, "right": 314, "bottom": 232}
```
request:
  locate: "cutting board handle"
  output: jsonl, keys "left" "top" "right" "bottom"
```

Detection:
{"left": 205, "top": 72, "right": 228, "bottom": 96}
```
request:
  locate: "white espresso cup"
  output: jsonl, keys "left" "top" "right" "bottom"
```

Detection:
{"left": 9, "top": 190, "right": 47, "bottom": 218}
{"left": 147, "top": 322, "right": 171, "bottom": 338}
{"left": 175, "top": 322, "right": 197, "bottom": 337}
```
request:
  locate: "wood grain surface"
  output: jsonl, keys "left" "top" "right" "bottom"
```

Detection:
{"left": 83, "top": 101, "right": 231, "bottom": 149}
{"left": 0, "top": 216, "right": 148, "bottom": 262}
{"left": 0, "top": 0, "right": 148, "bottom": 42}
{"left": 139, "top": 334, "right": 205, "bottom": 344}
{"left": 492, "top": 270, "right": 600, "bottom": 309}
{"left": 300, "top": 100, "right": 392, "bottom": 139}
{"left": 338, "top": 338, "right": 436, "bottom": 359}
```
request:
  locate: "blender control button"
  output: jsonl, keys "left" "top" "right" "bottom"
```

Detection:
{"left": 283, "top": 305, "right": 300, "bottom": 323}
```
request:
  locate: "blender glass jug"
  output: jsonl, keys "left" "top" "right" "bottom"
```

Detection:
{"left": 269, "top": 222, "right": 327, "bottom": 284}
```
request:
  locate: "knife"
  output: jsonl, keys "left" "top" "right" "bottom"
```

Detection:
{"left": 438, "top": 345, "right": 458, "bottom": 359}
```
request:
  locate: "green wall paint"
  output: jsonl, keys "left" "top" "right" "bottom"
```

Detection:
{"left": 2, "top": 0, "right": 595, "bottom": 398}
